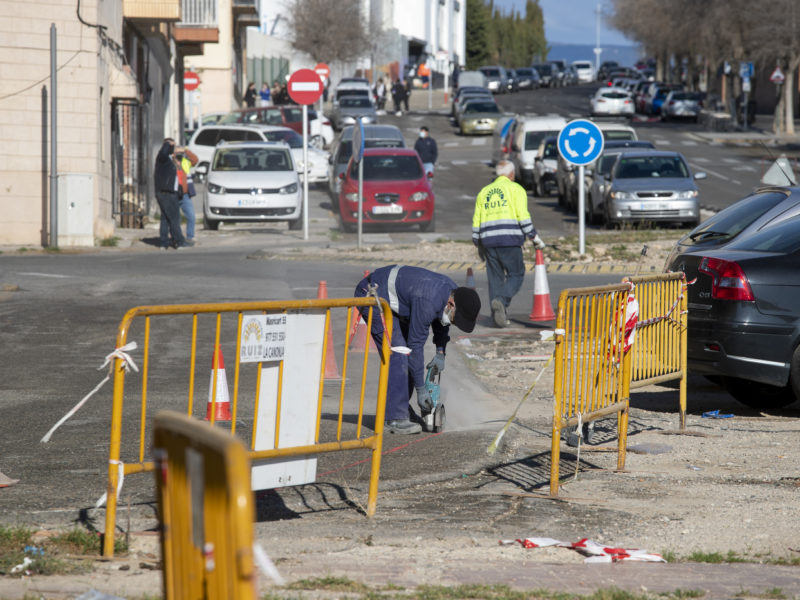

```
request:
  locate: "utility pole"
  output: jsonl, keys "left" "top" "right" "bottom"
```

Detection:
{"left": 593, "top": 2, "right": 602, "bottom": 77}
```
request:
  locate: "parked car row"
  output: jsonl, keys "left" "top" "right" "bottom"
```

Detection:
{"left": 665, "top": 187, "right": 800, "bottom": 408}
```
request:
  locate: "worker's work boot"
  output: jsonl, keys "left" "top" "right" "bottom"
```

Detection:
{"left": 385, "top": 419, "right": 422, "bottom": 434}
{"left": 491, "top": 298, "right": 509, "bottom": 328}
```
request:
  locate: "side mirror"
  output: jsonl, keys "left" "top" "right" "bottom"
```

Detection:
{"left": 338, "top": 172, "right": 346, "bottom": 180}
{"left": 427, "top": 171, "right": 434, "bottom": 179}
{"left": 195, "top": 163, "right": 208, "bottom": 175}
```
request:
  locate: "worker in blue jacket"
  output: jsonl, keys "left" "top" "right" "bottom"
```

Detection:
{"left": 355, "top": 265, "right": 481, "bottom": 434}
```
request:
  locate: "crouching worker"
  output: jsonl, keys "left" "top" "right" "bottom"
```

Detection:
{"left": 355, "top": 265, "right": 481, "bottom": 434}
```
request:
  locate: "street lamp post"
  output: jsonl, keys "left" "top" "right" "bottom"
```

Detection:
{"left": 594, "top": 2, "right": 602, "bottom": 76}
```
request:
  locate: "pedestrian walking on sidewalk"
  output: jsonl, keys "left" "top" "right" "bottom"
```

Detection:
{"left": 413, "top": 126, "right": 438, "bottom": 177}
{"left": 354, "top": 266, "right": 481, "bottom": 434}
{"left": 472, "top": 160, "right": 545, "bottom": 327}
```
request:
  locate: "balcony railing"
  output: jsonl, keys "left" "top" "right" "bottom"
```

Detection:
{"left": 180, "top": 0, "right": 217, "bottom": 27}
{"left": 123, "top": 0, "right": 180, "bottom": 21}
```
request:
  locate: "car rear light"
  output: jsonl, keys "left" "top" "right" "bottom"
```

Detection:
{"left": 698, "top": 257, "right": 754, "bottom": 301}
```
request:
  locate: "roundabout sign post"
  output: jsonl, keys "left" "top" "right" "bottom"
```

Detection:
{"left": 558, "top": 119, "right": 604, "bottom": 255}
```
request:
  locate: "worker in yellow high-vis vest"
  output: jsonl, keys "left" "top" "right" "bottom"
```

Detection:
{"left": 472, "top": 160, "right": 546, "bottom": 327}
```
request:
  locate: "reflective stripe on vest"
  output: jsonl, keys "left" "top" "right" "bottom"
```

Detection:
{"left": 387, "top": 265, "right": 402, "bottom": 313}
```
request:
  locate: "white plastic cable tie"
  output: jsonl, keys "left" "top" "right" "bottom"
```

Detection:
{"left": 95, "top": 460, "right": 124, "bottom": 509}
{"left": 554, "top": 328, "right": 565, "bottom": 336}
{"left": 253, "top": 542, "right": 285, "bottom": 585}
{"left": 40, "top": 343, "right": 138, "bottom": 444}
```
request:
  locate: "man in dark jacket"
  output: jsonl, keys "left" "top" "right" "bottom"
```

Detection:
{"left": 413, "top": 126, "right": 438, "bottom": 177}
{"left": 354, "top": 266, "right": 481, "bottom": 434}
{"left": 153, "top": 138, "right": 192, "bottom": 250}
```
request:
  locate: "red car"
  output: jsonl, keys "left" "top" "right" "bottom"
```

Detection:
{"left": 338, "top": 148, "right": 435, "bottom": 232}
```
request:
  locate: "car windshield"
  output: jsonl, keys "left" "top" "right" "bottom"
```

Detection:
{"left": 671, "top": 93, "right": 692, "bottom": 101}
{"left": 262, "top": 130, "right": 302, "bottom": 149}
{"left": 525, "top": 130, "right": 559, "bottom": 150}
{"left": 601, "top": 92, "right": 630, "bottom": 99}
{"left": 212, "top": 148, "right": 292, "bottom": 171}
{"left": 604, "top": 130, "right": 636, "bottom": 140}
{"left": 685, "top": 192, "right": 788, "bottom": 244}
{"left": 614, "top": 155, "right": 689, "bottom": 179}
{"left": 340, "top": 97, "right": 372, "bottom": 108}
{"left": 726, "top": 215, "right": 800, "bottom": 253}
{"left": 597, "top": 153, "right": 622, "bottom": 175}
{"left": 336, "top": 139, "right": 404, "bottom": 164}
{"left": 516, "top": 69, "right": 532, "bottom": 76}
{"left": 481, "top": 68, "right": 500, "bottom": 77}
{"left": 542, "top": 141, "right": 558, "bottom": 159}
{"left": 217, "top": 113, "right": 241, "bottom": 124}
{"left": 535, "top": 65, "right": 552, "bottom": 75}
{"left": 464, "top": 102, "right": 499, "bottom": 114}
{"left": 283, "top": 108, "right": 303, "bottom": 122}
{"left": 350, "top": 155, "right": 423, "bottom": 180}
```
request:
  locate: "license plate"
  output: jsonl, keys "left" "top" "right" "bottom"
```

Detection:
{"left": 640, "top": 203, "right": 668, "bottom": 210}
{"left": 373, "top": 204, "right": 403, "bottom": 215}
{"left": 238, "top": 197, "right": 268, "bottom": 207}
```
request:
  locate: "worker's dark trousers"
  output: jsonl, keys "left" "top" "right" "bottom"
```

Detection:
{"left": 355, "top": 279, "right": 416, "bottom": 422}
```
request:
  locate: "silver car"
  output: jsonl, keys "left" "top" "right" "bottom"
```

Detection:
{"left": 203, "top": 141, "right": 301, "bottom": 231}
{"left": 603, "top": 150, "right": 706, "bottom": 228}
{"left": 330, "top": 95, "right": 377, "bottom": 130}
{"left": 661, "top": 91, "right": 703, "bottom": 122}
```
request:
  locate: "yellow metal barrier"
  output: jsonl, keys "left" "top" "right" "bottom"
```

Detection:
{"left": 153, "top": 411, "right": 256, "bottom": 600}
{"left": 551, "top": 283, "right": 633, "bottom": 496}
{"left": 102, "top": 298, "right": 393, "bottom": 557}
{"left": 623, "top": 273, "right": 688, "bottom": 429}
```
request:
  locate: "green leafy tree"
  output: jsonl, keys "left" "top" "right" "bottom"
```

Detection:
{"left": 466, "top": 0, "right": 491, "bottom": 69}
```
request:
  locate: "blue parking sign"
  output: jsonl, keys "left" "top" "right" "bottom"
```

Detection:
{"left": 557, "top": 119, "right": 604, "bottom": 166}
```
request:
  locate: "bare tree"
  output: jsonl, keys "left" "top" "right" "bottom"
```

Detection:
{"left": 286, "top": 0, "right": 369, "bottom": 65}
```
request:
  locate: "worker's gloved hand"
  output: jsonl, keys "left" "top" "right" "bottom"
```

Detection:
{"left": 416, "top": 386, "right": 433, "bottom": 413}
{"left": 532, "top": 234, "right": 546, "bottom": 250}
{"left": 477, "top": 244, "right": 487, "bottom": 262}
{"left": 426, "top": 352, "right": 445, "bottom": 376}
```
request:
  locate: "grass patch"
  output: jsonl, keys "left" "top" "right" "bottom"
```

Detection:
{"left": 0, "top": 525, "right": 126, "bottom": 577}
{"left": 686, "top": 550, "right": 747, "bottom": 563}
{"left": 607, "top": 244, "right": 639, "bottom": 261}
{"left": 99, "top": 236, "right": 120, "bottom": 247}
{"left": 287, "top": 575, "right": 371, "bottom": 593}
{"left": 757, "top": 588, "right": 787, "bottom": 599}
{"left": 271, "top": 582, "right": 706, "bottom": 600}
{"left": 44, "top": 246, "right": 61, "bottom": 253}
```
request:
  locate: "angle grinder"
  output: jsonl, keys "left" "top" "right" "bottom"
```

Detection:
{"left": 423, "top": 365, "right": 445, "bottom": 432}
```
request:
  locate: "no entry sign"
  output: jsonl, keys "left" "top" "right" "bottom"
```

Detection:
{"left": 184, "top": 71, "right": 200, "bottom": 92}
{"left": 314, "top": 62, "right": 330, "bottom": 82}
{"left": 287, "top": 69, "right": 323, "bottom": 105}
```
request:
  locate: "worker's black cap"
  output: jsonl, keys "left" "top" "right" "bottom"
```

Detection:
{"left": 452, "top": 287, "right": 481, "bottom": 333}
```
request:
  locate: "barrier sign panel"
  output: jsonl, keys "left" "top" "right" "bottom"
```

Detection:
{"left": 240, "top": 314, "right": 287, "bottom": 363}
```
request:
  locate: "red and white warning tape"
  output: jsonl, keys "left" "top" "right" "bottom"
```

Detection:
{"left": 499, "top": 537, "right": 666, "bottom": 563}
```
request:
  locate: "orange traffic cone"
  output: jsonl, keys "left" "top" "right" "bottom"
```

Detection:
{"left": 350, "top": 271, "right": 378, "bottom": 353}
{"left": 465, "top": 267, "right": 476, "bottom": 289}
{"left": 529, "top": 248, "right": 556, "bottom": 322}
{"left": 206, "top": 346, "right": 232, "bottom": 421}
{"left": 317, "top": 281, "right": 341, "bottom": 379}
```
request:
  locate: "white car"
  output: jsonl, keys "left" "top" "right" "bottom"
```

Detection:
{"left": 202, "top": 141, "right": 302, "bottom": 231}
{"left": 590, "top": 87, "right": 635, "bottom": 117}
{"left": 249, "top": 125, "right": 330, "bottom": 184}
{"left": 571, "top": 60, "right": 594, "bottom": 83}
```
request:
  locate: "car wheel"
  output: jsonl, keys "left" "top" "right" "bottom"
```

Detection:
{"left": 203, "top": 215, "right": 219, "bottom": 231}
{"left": 557, "top": 185, "right": 566, "bottom": 207}
{"left": 535, "top": 178, "right": 544, "bottom": 198}
{"left": 587, "top": 196, "right": 600, "bottom": 225}
{"left": 340, "top": 216, "right": 356, "bottom": 233}
{"left": 722, "top": 376, "right": 797, "bottom": 409}
{"left": 288, "top": 212, "right": 303, "bottom": 231}
{"left": 195, "top": 163, "right": 208, "bottom": 184}
{"left": 419, "top": 213, "right": 435, "bottom": 233}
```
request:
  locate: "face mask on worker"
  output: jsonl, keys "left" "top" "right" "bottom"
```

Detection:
{"left": 440, "top": 309, "right": 451, "bottom": 326}
{"left": 440, "top": 302, "right": 455, "bottom": 326}
{"left": 419, "top": 131, "right": 427, "bottom": 138}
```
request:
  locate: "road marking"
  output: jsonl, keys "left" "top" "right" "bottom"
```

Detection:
{"left": 444, "top": 141, "right": 458, "bottom": 147}
{"left": 681, "top": 140, "right": 698, "bottom": 146}
{"left": 692, "top": 157, "right": 711, "bottom": 163}
{"left": 451, "top": 160, "right": 468, "bottom": 165}
{"left": 721, "top": 158, "right": 741, "bottom": 164}
{"left": 731, "top": 165, "right": 757, "bottom": 172}
{"left": 655, "top": 139, "right": 670, "bottom": 145}
{"left": 17, "top": 272, "right": 71, "bottom": 278}
{"left": 459, "top": 194, "right": 474, "bottom": 200}
{"left": 471, "top": 138, "right": 487, "bottom": 146}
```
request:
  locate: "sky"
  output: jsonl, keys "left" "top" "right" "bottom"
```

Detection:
{"left": 493, "top": 0, "right": 635, "bottom": 47}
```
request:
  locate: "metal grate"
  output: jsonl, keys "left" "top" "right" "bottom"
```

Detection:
{"left": 111, "top": 99, "right": 149, "bottom": 228}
